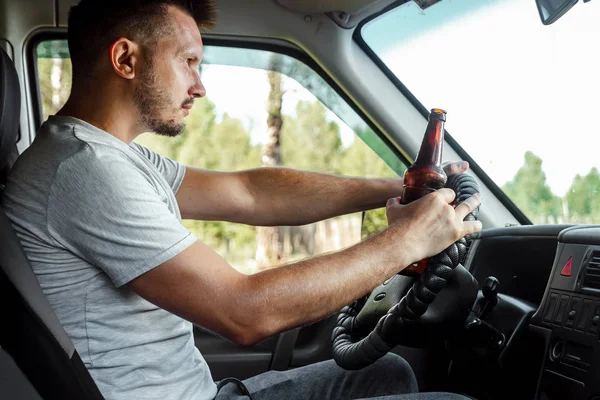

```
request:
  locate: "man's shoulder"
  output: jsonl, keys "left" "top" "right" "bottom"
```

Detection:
{"left": 12, "top": 117, "right": 133, "bottom": 172}
{"left": 45, "top": 117, "right": 146, "bottom": 181}
{"left": 53, "top": 143, "right": 146, "bottom": 195}
{"left": 3, "top": 117, "right": 158, "bottom": 208}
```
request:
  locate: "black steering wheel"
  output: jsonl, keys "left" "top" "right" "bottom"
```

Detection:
{"left": 332, "top": 173, "right": 481, "bottom": 370}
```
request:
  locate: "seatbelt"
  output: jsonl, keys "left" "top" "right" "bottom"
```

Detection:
{"left": 269, "top": 327, "right": 300, "bottom": 371}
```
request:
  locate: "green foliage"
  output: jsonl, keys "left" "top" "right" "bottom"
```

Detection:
{"left": 501, "top": 152, "right": 600, "bottom": 224}
{"left": 281, "top": 101, "right": 343, "bottom": 173}
{"left": 37, "top": 40, "right": 70, "bottom": 59}
{"left": 341, "top": 128, "right": 401, "bottom": 238}
{"left": 340, "top": 128, "right": 401, "bottom": 179}
{"left": 502, "top": 151, "right": 563, "bottom": 223}
{"left": 279, "top": 102, "right": 400, "bottom": 240}
{"left": 361, "top": 208, "right": 389, "bottom": 240}
{"left": 38, "top": 58, "right": 72, "bottom": 121}
{"left": 566, "top": 167, "right": 600, "bottom": 223}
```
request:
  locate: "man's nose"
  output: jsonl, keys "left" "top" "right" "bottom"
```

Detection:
{"left": 190, "top": 74, "right": 206, "bottom": 99}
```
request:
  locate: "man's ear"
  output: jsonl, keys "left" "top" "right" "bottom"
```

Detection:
{"left": 109, "top": 38, "right": 139, "bottom": 80}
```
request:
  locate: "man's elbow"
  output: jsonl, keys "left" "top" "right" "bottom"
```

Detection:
{"left": 230, "top": 328, "right": 263, "bottom": 347}
{"left": 227, "top": 312, "right": 278, "bottom": 346}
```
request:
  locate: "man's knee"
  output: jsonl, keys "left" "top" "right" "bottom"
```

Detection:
{"left": 377, "top": 353, "right": 414, "bottom": 375}
{"left": 363, "top": 353, "right": 419, "bottom": 393}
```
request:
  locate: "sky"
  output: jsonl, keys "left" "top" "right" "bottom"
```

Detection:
{"left": 199, "top": 0, "right": 600, "bottom": 197}
{"left": 362, "top": 0, "right": 600, "bottom": 197}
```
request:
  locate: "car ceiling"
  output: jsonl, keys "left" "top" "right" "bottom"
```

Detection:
{"left": 276, "top": 0, "right": 381, "bottom": 14}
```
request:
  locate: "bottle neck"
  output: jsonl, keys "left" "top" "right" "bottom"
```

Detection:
{"left": 414, "top": 118, "right": 445, "bottom": 168}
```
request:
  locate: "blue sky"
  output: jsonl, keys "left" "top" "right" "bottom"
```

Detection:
{"left": 363, "top": 0, "right": 501, "bottom": 52}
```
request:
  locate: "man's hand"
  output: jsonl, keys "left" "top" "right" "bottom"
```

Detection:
{"left": 442, "top": 160, "right": 469, "bottom": 177}
{"left": 385, "top": 188, "right": 482, "bottom": 266}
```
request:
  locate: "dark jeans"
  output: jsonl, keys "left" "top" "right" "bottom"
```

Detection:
{"left": 213, "top": 353, "right": 470, "bottom": 400}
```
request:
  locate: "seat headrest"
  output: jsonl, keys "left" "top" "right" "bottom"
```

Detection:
{"left": 0, "top": 48, "right": 20, "bottom": 180}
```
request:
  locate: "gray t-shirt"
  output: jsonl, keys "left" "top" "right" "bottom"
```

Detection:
{"left": 1, "top": 116, "right": 217, "bottom": 400}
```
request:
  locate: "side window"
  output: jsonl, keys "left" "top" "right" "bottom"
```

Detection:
{"left": 34, "top": 40, "right": 406, "bottom": 274}
{"left": 36, "top": 40, "right": 72, "bottom": 122}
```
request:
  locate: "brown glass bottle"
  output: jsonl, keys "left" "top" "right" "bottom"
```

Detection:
{"left": 400, "top": 108, "right": 448, "bottom": 276}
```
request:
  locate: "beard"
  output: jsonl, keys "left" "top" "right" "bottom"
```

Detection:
{"left": 133, "top": 62, "right": 187, "bottom": 137}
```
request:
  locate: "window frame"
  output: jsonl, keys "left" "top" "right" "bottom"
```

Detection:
{"left": 25, "top": 30, "right": 410, "bottom": 175}
{"left": 352, "top": 1, "right": 532, "bottom": 225}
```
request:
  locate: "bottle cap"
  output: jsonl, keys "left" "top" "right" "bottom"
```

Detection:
{"left": 429, "top": 108, "right": 447, "bottom": 121}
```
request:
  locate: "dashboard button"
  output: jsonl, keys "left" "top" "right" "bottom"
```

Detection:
{"left": 543, "top": 293, "right": 560, "bottom": 323}
{"left": 575, "top": 299, "right": 593, "bottom": 331}
{"left": 588, "top": 302, "right": 600, "bottom": 335}
{"left": 565, "top": 297, "right": 581, "bottom": 328}
{"left": 554, "top": 295, "right": 570, "bottom": 326}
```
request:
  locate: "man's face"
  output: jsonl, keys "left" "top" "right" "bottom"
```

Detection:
{"left": 133, "top": 6, "right": 205, "bottom": 137}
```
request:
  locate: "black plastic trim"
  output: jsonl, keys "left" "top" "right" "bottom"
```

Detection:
{"left": 558, "top": 225, "right": 600, "bottom": 245}
{"left": 352, "top": 1, "right": 532, "bottom": 225}
{"left": 475, "top": 224, "right": 574, "bottom": 240}
{"left": 24, "top": 30, "right": 411, "bottom": 170}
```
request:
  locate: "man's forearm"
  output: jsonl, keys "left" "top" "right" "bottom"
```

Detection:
{"left": 238, "top": 225, "right": 413, "bottom": 344}
{"left": 242, "top": 167, "right": 402, "bottom": 226}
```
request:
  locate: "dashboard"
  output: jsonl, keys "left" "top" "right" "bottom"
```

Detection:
{"left": 530, "top": 226, "right": 600, "bottom": 400}
{"left": 442, "top": 224, "right": 600, "bottom": 400}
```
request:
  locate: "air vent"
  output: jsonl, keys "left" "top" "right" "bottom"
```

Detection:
{"left": 583, "top": 252, "right": 600, "bottom": 290}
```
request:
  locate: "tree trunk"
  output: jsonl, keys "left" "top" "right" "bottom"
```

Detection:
{"left": 50, "top": 58, "right": 63, "bottom": 112}
{"left": 255, "top": 70, "right": 284, "bottom": 271}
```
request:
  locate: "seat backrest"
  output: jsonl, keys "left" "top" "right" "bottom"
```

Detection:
{"left": 0, "top": 47, "right": 104, "bottom": 399}
{"left": 0, "top": 43, "right": 19, "bottom": 185}
{"left": 0, "top": 345, "right": 43, "bottom": 399}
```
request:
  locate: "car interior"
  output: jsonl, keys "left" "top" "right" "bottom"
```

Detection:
{"left": 1, "top": 0, "right": 599, "bottom": 399}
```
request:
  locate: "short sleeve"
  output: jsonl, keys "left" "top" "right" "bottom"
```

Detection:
{"left": 130, "top": 143, "right": 187, "bottom": 193}
{"left": 47, "top": 151, "right": 196, "bottom": 287}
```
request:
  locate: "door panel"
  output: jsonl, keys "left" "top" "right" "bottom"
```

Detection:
{"left": 195, "top": 316, "right": 337, "bottom": 380}
{"left": 195, "top": 326, "right": 276, "bottom": 380}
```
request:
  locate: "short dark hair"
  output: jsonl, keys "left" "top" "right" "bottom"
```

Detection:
{"left": 67, "top": 0, "right": 217, "bottom": 81}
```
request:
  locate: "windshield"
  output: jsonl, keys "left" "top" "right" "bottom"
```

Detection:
{"left": 361, "top": 0, "right": 600, "bottom": 224}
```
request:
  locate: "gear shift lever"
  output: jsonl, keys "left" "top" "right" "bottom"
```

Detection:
{"left": 480, "top": 276, "right": 500, "bottom": 319}
{"left": 457, "top": 276, "right": 504, "bottom": 357}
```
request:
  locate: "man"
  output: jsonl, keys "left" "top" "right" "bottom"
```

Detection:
{"left": 0, "top": 1, "right": 482, "bottom": 399}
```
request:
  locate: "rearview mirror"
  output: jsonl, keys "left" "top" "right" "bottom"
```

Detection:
{"left": 413, "top": 0, "right": 444, "bottom": 8}
{"left": 536, "top": 0, "right": 589, "bottom": 25}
